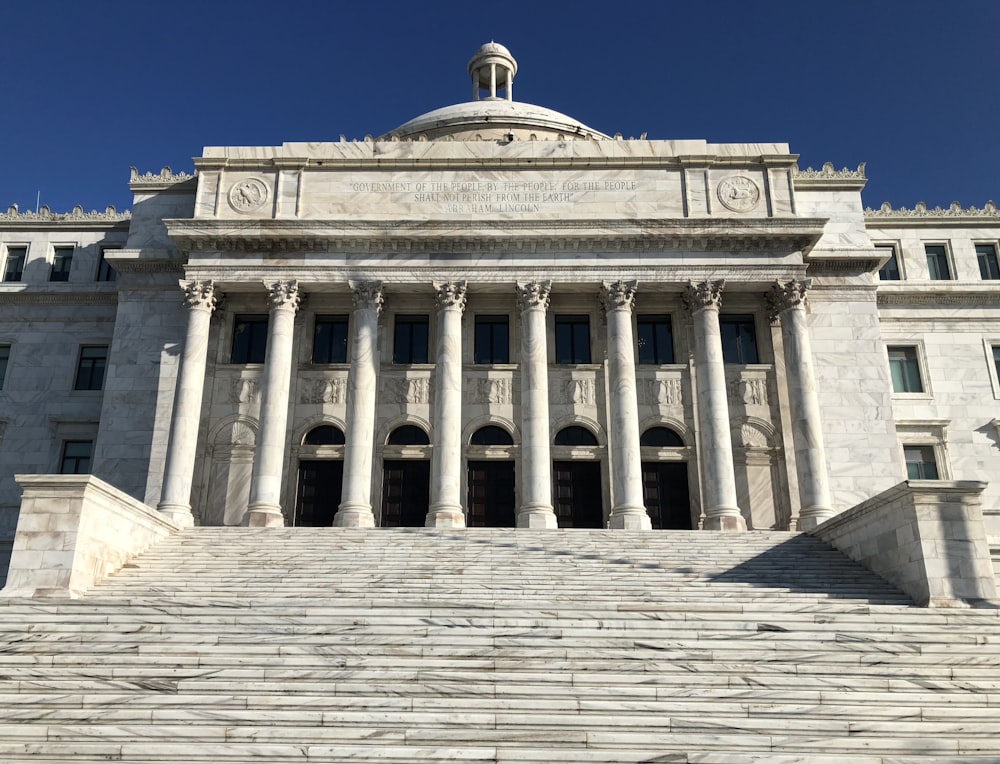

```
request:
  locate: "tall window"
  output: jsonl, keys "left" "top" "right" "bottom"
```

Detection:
{"left": 60, "top": 441, "right": 93, "bottom": 474}
{"left": 925, "top": 245, "right": 952, "bottom": 280}
{"left": 3, "top": 246, "right": 26, "bottom": 282}
{"left": 554, "top": 315, "right": 591, "bottom": 364}
{"left": 74, "top": 346, "right": 108, "bottom": 391}
{"left": 993, "top": 345, "right": 1000, "bottom": 383}
{"left": 977, "top": 244, "right": 1000, "bottom": 280}
{"left": 637, "top": 315, "right": 674, "bottom": 364}
{"left": 876, "top": 245, "right": 901, "bottom": 281}
{"left": 0, "top": 343, "right": 9, "bottom": 390}
{"left": 474, "top": 315, "right": 509, "bottom": 364}
{"left": 887, "top": 346, "right": 923, "bottom": 393}
{"left": 720, "top": 315, "right": 758, "bottom": 364}
{"left": 231, "top": 315, "right": 268, "bottom": 364}
{"left": 50, "top": 246, "right": 74, "bottom": 282}
{"left": 96, "top": 247, "right": 119, "bottom": 282}
{"left": 393, "top": 315, "right": 429, "bottom": 364}
{"left": 312, "top": 315, "right": 348, "bottom": 364}
{"left": 903, "top": 445, "right": 939, "bottom": 480}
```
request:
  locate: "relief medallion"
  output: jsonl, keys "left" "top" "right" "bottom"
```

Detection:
{"left": 228, "top": 178, "right": 269, "bottom": 213}
{"left": 717, "top": 175, "right": 760, "bottom": 213}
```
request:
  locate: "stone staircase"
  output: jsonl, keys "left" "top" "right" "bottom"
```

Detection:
{"left": 1, "top": 527, "right": 999, "bottom": 763}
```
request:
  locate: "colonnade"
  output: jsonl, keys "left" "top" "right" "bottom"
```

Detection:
{"left": 156, "top": 277, "right": 834, "bottom": 531}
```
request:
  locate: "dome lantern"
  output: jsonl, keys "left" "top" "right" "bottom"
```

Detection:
{"left": 468, "top": 42, "right": 517, "bottom": 102}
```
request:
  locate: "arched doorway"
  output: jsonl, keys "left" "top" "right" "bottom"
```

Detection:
{"left": 381, "top": 425, "right": 430, "bottom": 527}
{"left": 552, "top": 425, "right": 604, "bottom": 528}
{"left": 467, "top": 425, "right": 515, "bottom": 527}
{"left": 295, "top": 425, "right": 345, "bottom": 527}
{"left": 640, "top": 425, "right": 692, "bottom": 530}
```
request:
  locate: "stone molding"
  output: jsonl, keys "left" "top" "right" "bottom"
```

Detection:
{"left": 1, "top": 204, "right": 130, "bottom": 222}
{"left": 682, "top": 280, "right": 724, "bottom": 313}
{"left": 0, "top": 290, "right": 118, "bottom": 306}
{"left": 433, "top": 281, "right": 468, "bottom": 312}
{"left": 599, "top": 280, "right": 637, "bottom": 313}
{"left": 766, "top": 278, "right": 810, "bottom": 322}
{"left": 866, "top": 200, "right": 999, "bottom": 220}
{"left": 180, "top": 280, "right": 221, "bottom": 312}
{"left": 265, "top": 280, "right": 301, "bottom": 312}
{"left": 129, "top": 166, "right": 195, "bottom": 185}
{"left": 515, "top": 280, "right": 551, "bottom": 312}
{"left": 792, "top": 162, "right": 866, "bottom": 180}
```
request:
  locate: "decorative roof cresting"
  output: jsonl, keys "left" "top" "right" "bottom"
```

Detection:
{"left": 792, "top": 162, "right": 866, "bottom": 179}
{"left": 866, "top": 200, "right": 999, "bottom": 217}
{"left": 1, "top": 204, "right": 130, "bottom": 221}
{"left": 130, "top": 166, "right": 195, "bottom": 183}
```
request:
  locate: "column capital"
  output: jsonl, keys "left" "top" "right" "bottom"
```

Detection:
{"left": 349, "top": 280, "right": 384, "bottom": 314}
{"left": 180, "top": 279, "right": 221, "bottom": 312}
{"left": 682, "top": 280, "right": 724, "bottom": 314}
{"left": 515, "top": 280, "right": 551, "bottom": 313}
{"left": 264, "top": 280, "right": 302, "bottom": 312}
{"left": 766, "top": 278, "right": 811, "bottom": 322}
{"left": 599, "top": 279, "right": 638, "bottom": 313}
{"left": 433, "top": 281, "right": 468, "bottom": 312}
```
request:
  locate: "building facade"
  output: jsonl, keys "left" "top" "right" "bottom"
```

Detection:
{"left": 1, "top": 44, "right": 999, "bottom": 574}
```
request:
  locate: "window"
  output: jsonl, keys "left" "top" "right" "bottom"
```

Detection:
{"left": 50, "top": 246, "right": 74, "bottom": 282}
{"left": 96, "top": 247, "right": 118, "bottom": 282}
{"left": 60, "top": 440, "right": 93, "bottom": 474}
{"left": 393, "top": 315, "right": 429, "bottom": 364}
{"left": 925, "top": 244, "right": 952, "bottom": 280}
{"left": 312, "top": 315, "right": 348, "bottom": 364}
{"left": 637, "top": 315, "right": 674, "bottom": 364}
{"left": 470, "top": 425, "right": 514, "bottom": 446}
{"left": 903, "top": 445, "right": 939, "bottom": 480}
{"left": 977, "top": 244, "right": 1000, "bottom": 280}
{"left": 3, "top": 246, "right": 26, "bottom": 282}
{"left": 0, "top": 344, "right": 9, "bottom": 389}
{"left": 887, "top": 346, "right": 923, "bottom": 393}
{"left": 640, "top": 426, "right": 684, "bottom": 448}
{"left": 554, "top": 315, "right": 591, "bottom": 364}
{"left": 231, "top": 315, "right": 268, "bottom": 364}
{"left": 74, "top": 346, "right": 108, "bottom": 391}
{"left": 386, "top": 425, "right": 430, "bottom": 446}
{"left": 554, "top": 426, "right": 599, "bottom": 447}
{"left": 474, "top": 315, "right": 509, "bottom": 364}
{"left": 876, "top": 245, "right": 901, "bottom": 281}
{"left": 720, "top": 315, "right": 758, "bottom": 364}
{"left": 993, "top": 345, "right": 1000, "bottom": 383}
{"left": 303, "top": 425, "right": 345, "bottom": 446}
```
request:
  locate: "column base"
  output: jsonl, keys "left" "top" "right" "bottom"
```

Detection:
{"left": 609, "top": 506, "right": 652, "bottom": 530}
{"left": 703, "top": 508, "right": 748, "bottom": 532}
{"left": 517, "top": 504, "right": 559, "bottom": 529}
{"left": 334, "top": 503, "right": 376, "bottom": 528}
{"left": 425, "top": 505, "right": 466, "bottom": 528}
{"left": 796, "top": 506, "right": 836, "bottom": 532}
{"left": 156, "top": 502, "right": 195, "bottom": 529}
{"left": 247, "top": 503, "right": 285, "bottom": 528}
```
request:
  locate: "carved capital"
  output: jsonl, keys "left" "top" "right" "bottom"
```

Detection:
{"left": 433, "top": 281, "right": 468, "bottom": 312}
{"left": 766, "top": 278, "right": 810, "bottom": 322}
{"left": 515, "top": 280, "right": 551, "bottom": 313}
{"left": 264, "top": 280, "right": 301, "bottom": 312}
{"left": 682, "top": 280, "right": 724, "bottom": 313}
{"left": 180, "top": 280, "right": 220, "bottom": 312}
{"left": 599, "top": 280, "right": 638, "bottom": 313}
{"left": 349, "top": 280, "right": 384, "bottom": 314}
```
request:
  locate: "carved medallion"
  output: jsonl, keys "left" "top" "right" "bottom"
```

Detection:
{"left": 229, "top": 178, "right": 269, "bottom": 213}
{"left": 717, "top": 176, "right": 760, "bottom": 213}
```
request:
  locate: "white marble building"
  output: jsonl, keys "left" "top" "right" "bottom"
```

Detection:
{"left": 1, "top": 43, "right": 999, "bottom": 575}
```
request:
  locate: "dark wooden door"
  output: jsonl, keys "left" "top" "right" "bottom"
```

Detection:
{"left": 467, "top": 460, "right": 516, "bottom": 527}
{"left": 381, "top": 460, "right": 430, "bottom": 527}
{"left": 642, "top": 461, "right": 691, "bottom": 529}
{"left": 295, "top": 460, "right": 344, "bottom": 527}
{"left": 553, "top": 461, "right": 603, "bottom": 528}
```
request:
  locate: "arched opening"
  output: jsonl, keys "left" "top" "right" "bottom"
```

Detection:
{"left": 469, "top": 425, "right": 514, "bottom": 446}
{"left": 295, "top": 424, "right": 346, "bottom": 527}
{"left": 640, "top": 426, "right": 684, "bottom": 448}
{"left": 382, "top": 424, "right": 430, "bottom": 527}
{"left": 553, "top": 426, "right": 598, "bottom": 447}
{"left": 552, "top": 425, "right": 603, "bottom": 529}
{"left": 639, "top": 425, "right": 691, "bottom": 530}
{"left": 386, "top": 425, "right": 430, "bottom": 446}
{"left": 467, "top": 425, "right": 516, "bottom": 527}
{"left": 303, "top": 425, "right": 345, "bottom": 446}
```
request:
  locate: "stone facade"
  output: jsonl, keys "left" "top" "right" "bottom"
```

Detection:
{"left": 1, "top": 44, "right": 999, "bottom": 581}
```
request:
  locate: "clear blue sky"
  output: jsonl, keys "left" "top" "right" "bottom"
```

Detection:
{"left": 3, "top": 0, "right": 998, "bottom": 214}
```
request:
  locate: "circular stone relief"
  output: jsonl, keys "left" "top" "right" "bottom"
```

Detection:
{"left": 717, "top": 176, "right": 761, "bottom": 213}
{"left": 228, "top": 178, "right": 269, "bottom": 213}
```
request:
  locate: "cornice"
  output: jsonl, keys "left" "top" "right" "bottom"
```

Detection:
{"left": 805, "top": 257, "right": 882, "bottom": 277}
{"left": 0, "top": 287, "right": 118, "bottom": 306}
{"left": 877, "top": 283, "right": 1000, "bottom": 308}
{"left": 129, "top": 166, "right": 197, "bottom": 193}
{"left": 104, "top": 249, "right": 185, "bottom": 274}
{"left": 865, "top": 201, "right": 1000, "bottom": 226}
{"left": 0, "top": 205, "right": 130, "bottom": 230}
{"left": 791, "top": 163, "right": 867, "bottom": 190}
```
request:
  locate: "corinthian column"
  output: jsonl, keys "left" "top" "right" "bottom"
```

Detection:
{"left": 334, "top": 281, "right": 383, "bottom": 528}
{"left": 427, "top": 281, "right": 467, "bottom": 528}
{"left": 683, "top": 280, "right": 746, "bottom": 532}
{"left": 516, "top": 281, "right": 558, "bottom": 528}
{"left": 157, "top": 280, "right": 221, "bottom": 528}
{"left": 767, "top": 279, "right": 834, "bottom": 530}
{"left": 600, "top": 280, "right": 650, "bottom": 530}
{"left": 247, "top": 280, "right": 301, "bottom": 527}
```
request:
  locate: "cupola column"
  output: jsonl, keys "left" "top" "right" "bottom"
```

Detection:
{"left": 600, "top": 280, "right": 651, "bottom": 530}
{"left": 156, "top": 280, "right": 220, "bottom": 528}
{"left": 247, "top": 280, "right": 301, "bottom": 527}
{"left": 684, "top": 280, "right": 747, "bottom": 532}
{"left": 767, "top": 279, "right": 834, "bottom": 530}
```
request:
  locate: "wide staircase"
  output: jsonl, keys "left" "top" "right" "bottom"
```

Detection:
{"left": 1, "top": 528, "right": 1000, "bottom": 763}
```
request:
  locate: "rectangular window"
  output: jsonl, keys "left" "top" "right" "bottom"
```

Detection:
{"left": 60, "top": 440, "right": 93, "bottom": 474}
{"left": 312, "top": 315, "right": 349, "bottom": 364}
{"left": 637, "top": 315, "right": 674, "bottom": 364}
{"left": 977, "top": 244, "right": 1000, "bottom": 280}
{"left": 904, "top": 445, "right": 939, "bottom": 480}
{"left": 0, "top": 344, "right": 9, "bottom": 390}
{"left": 74, "top": 346, "right": 108, "bottom": 391}
{"left": 925, "top": 244, "right": 952, "bottom": 280}
{"left": 393, "top": 315, "right": 429, "bottom": 364}
{"left": 993, "top": 345, "right": 1000, "bottom": 383}
{"left": 3, "top": 246, "right": 26, "bottom": 282}
{"left": 876, "top": 245, "right": 901, "bottom": 281}
{"left": 887, "top": 346, "right": 923, "bottom": 393}
{"left": 474, "top": 315, "right": 509, "bottom": 364}
{"left": 231, "top": 315, "right": 268, "bottom": 364}
{"left": 96, "top": 247, "right": 119, "bottom": 282}
{"left": 50, "top": 246, "right": 74, "bottom": 282}
{"left": 720, "top": 315, "right": 758, "bottom": 364}
{"left": 554, "top": 315, "right": 591, "bottom": 364}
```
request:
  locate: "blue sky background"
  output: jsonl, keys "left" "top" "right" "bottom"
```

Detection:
{"left": 3, "top": 0, "right": 998, "bottom": 214}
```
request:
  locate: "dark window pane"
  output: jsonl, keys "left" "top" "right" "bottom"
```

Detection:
{"left": 554, "top": 315, "right": 590, "bottom": 364}
{"left": 876, "top": 246, "right": 900, "bottom": 281}
{"left": 393, "top": 315, "right": 429, "bottom": 364}
{"left": 977, "top": 244, "right": 1000, "bottom": 280}
{"left": 313, "top": 315, "right": 349, "bottom": 364}
{"left": 720, "top": 315, "right": 758, "bottom": 364}
{"left": 554, "top": 426, "right": 598, "bottom": 447}
{"left": 637, "top": 315, "right": 674, "bottom": 364}
{"left": 303, "top": 425, "right": 345, "bottom": 446}
{"left": 0, "top": 344, "right": 9, "bottom": 389}
{"left": 993, "top": 346, "right": 1000, "bottom": 382}
{"left": 640, "top": 427, "right": 684, "bottom": 447}
{"left": 474, "top": 315, "right": 509, "bottom": 364}
{"left": 232, "top": 315, "right": 268, "bottom": 364}
{"left": 904, "top": 445, "right": 939, "bottom": 480}
{"left": 4, "top": 247, "right": 26, "bottom": 282}
{"left": 888, "top": 346, "right": 923, "bottom": 393}
{"left": 470, "top": 425, "right": 514, "bottom": 446}
{"left": 925, "top": 245, "right": 951, "bottom": 280}
{"left": 60, "top": 440, "right": 93, "bottom": 474}
{"left": 96, "top": 248, "right": 119, "bottom": 282}
{"left": 387, "top": 425, "right": 430, "bottom": 446}
{"left": 50, "top": 247, "right": 73, "bottom": 282}
{"left": 74, "top": 346, "right": 108, "bottom": 391}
